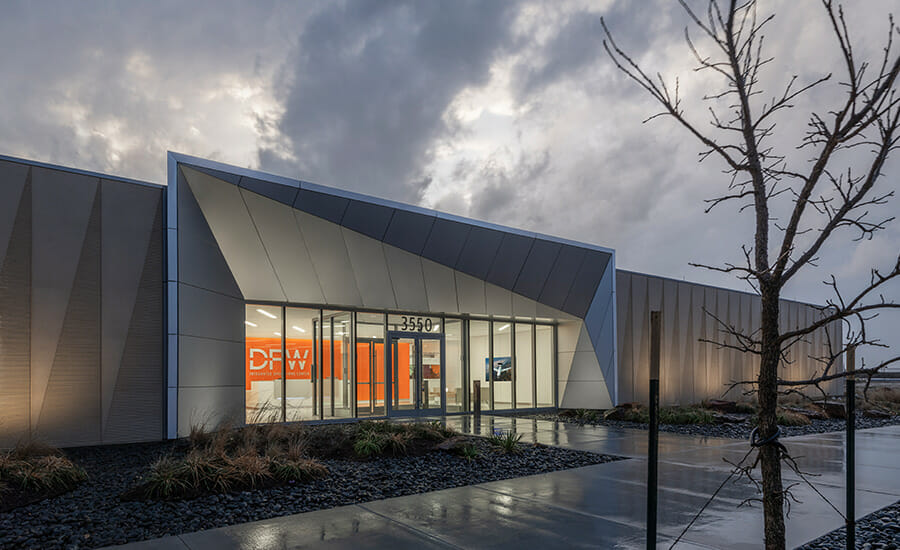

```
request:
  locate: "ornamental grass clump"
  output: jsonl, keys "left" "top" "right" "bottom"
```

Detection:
{"left": 123, "top": 421, "right": 327, "bottom": 501}
{"left": 0, "top": 441, "right": 87, "bottom": 511}
{"left": 351, "top": 420, "right": 456, "bottom": 458}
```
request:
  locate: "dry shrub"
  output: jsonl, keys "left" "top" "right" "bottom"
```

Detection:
{"left": 9, "top": 440, "right": 60, "bottom": 460}
{"left": 188, "top": 422, "right": 212, "bottom": 450}
{"left": 228, "top": 450, "right": 273, "bottom": 487}
{"left": 776, "top": 408, "right": 812, "bottom": 426}
{"left": 0, "top": 444, "right": 87, "bottom": 499}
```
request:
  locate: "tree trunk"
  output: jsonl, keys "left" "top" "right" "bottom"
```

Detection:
{"left": 758, "top": 285, "right": 785, "bottom": 549}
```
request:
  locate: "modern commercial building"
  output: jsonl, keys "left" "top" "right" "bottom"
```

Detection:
{"left": 0, "top": 153, "right": 841, "bottom": 448}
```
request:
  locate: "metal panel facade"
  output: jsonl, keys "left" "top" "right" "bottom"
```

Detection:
{"left": 615, "top": 270, "right": 843, "bottom": 406}
{"left": 0, "top": 158, "right": 164, "bottom": 447}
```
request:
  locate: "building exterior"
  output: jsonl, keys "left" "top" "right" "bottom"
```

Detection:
{"left": 0, "top": 153, "right": 840, "bottom": 448}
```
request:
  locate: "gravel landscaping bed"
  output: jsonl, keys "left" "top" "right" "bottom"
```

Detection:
{"left": 797, "top": 499, "right": 900, "bottom": 549}
{"left": 0, "top": 437, "right": 620, "bottom": 549}
{"left": 517, "top": 411, "right": 900, "bottom": 439}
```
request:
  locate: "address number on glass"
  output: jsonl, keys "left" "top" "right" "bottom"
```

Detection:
{"left": 400, "top": 316, "right": 432, "bottom": 332}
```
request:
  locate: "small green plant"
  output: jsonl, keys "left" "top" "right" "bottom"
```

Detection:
{"left": 458, "top": 444, "right": 480, "bottom": 461}
{"left": 270, "top": 457, "right": 328, "bottom": 482}
{"left": 573, "top": 409, "right": 600, "bottom": 422}
{"left": 488, "top": 430, "right": 523, "bottom": 453}
{"left": 353, "top": 432, "right": 385, "bottom": 458}
{"left": 658, "top": 406, "right": 716, "bottom": 425}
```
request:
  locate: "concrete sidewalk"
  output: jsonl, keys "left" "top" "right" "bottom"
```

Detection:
{"left": 107, "top": 417, "right": 900, "bottom": 549}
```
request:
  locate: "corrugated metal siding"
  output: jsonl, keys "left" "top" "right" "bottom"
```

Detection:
{"left": 0, "top": 160, "right": 164, "bottom": 448}
{"left": 616, "top": 270, "right": 842, "bottom": 406}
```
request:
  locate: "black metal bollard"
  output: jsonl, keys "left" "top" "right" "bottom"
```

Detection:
{"left": 846, "top": 374, "right": 855, "bottom": 550}
{"left": 647, "top": 311, "right": 661, "bottom": 550}
{"left": 473, "top": 380, "right": 481, "bottom": 419}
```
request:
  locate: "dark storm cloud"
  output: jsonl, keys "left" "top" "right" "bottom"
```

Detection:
{"left": 0, "top": 0, "right": 312, "bottom": 181}
{"left": 259, "top": 0, "right": 518, "bottom": 203}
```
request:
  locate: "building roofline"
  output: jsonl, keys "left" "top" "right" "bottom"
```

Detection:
{"left": 167, "top": 151, "right": 616, "bottom": 256}
{"left": 0, "top": 153, "right": 163, "bottom": 189}
{"left": 616, "top": 268, "right": 831, "bottom": 309}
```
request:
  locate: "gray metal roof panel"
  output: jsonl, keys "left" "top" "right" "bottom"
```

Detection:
{"left": 537, "top": 245, "right": 586, "bottom": 311}
{"left": 293, "top": 188, "right": 350, "bottom": 225}
{"left": 168, "top": 152, "right": 300, "bottom": 189}
{"left": 513, "top": 239, "right": 562, "bottom": 301}
{"left": 166, "top": 152, "right": 616, "bottom": 261}
{"left": 341, "top": 199, "right": 394, "bottom": 241}
{"left": 239, "top": 175, "right": 299, "bottom": 207}
{"left": 420, "top": 218, "right": 471, "bottom": 267}
{"left": 563, "top": 250, "right": 612, "bottom": 317}
{"left": 0, "top": 153, "right": 162, "bottom": 189}
{"left": 382, "top": 209, "right": 436, "bottom": 255}
{"left": 485, "top": 233, "right": 534, "bottom": 290}
{"left": 182, "top": 164, "right": 241, "bottom": 186}
{"left": 455, "top": 226, "right": 504, "bottom": 280}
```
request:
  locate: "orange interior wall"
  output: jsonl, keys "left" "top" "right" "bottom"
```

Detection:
{"left": 356, "top": 342, "right": 410, "bottom": 401}
{"left": 245, "top": 337, "right": 409, "bottom": 399}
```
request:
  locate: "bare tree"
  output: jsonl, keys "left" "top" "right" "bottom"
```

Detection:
{"left": 602, "top": 1, "right": 900, "bottom": 548}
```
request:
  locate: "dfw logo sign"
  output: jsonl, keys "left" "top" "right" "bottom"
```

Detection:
{"left": 245, "top": 338, "right": 341, "bottom": 389}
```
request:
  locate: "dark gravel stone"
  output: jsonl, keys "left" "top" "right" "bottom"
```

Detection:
{"left": 0, "top": 438, "right": 621, "bottom": 549}
{"left": 797, "top": 499, "right": 900, "bottom": 549}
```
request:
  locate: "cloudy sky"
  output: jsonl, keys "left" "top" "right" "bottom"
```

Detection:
{"left": 1, "top": 0, "right": 897, "bottom": 369}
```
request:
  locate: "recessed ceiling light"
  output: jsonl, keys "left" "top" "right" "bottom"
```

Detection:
{"left": 292, "top": 325, "right": 306, "bottom": 333}
{"left": 245, "top": 321, "right": 258, "bottom": 327}
{"left": 256, "top": 308, "right": 277, "bottom": 319}
{"left": 499, "top": 324, "right": 510, "bottom": 331}
{"left": 274, "top": 332, "right": 281, "bottom": 336}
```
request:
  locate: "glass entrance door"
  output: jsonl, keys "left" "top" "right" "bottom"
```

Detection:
{"left": 386, "top": 332, "right": 444, "bottom": 415}
{"left": 356, "top": 338, "right": 385, "bottom": 416}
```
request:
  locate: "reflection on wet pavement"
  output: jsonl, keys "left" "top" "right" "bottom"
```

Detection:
{"left": 106, "top": 415, "right": 900, "bottom": 550}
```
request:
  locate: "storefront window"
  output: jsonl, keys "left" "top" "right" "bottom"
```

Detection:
{"left": 515, "top": 322, "right": 534, "bottom": 409}
{"left": 468, "top": 320, "right": 490, "bottom": 410}
{"left": 536, "top": 324, "right": 554, "bottom": 407}
{"left": 445, "top": 319, "right": 464, "bottom": 412}
{"left": 284, "top": 307, "right": 318, "bottom": 422}
{"left": 356, "top": 312, "right": 385, "bottom": 417}
{"left": 323, "top": 311, "right": 352, "bottom": 419}
{"left": 245, "top": 305, "right": 283, "bottom": 423}
{"left": 492, "top": 320, "right": 513, "bottom": 410}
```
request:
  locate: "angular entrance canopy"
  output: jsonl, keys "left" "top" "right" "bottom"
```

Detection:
{"left": 166, "top": 152, "right": 617, "bottom": 437}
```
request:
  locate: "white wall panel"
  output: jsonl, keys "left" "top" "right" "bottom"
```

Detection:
{"left": 241, "top": 188, "right": 325, "bottom": 304}
{"left": 455, "top": 271, "right": 487, "bottom": 315}
{"left": 183, "top": 167, "right": 284, "bottom": 302}
{"left": 485, "top": 283, "right": 512, "bottom": 317}
{"left": 512, "top": 291, "right": 538, "bottom": 319}
{"left": 295, "top": 211, "right": 363, "bottom": 307}
{"left": 342, "top": 227, "right": 397, "bottom": 310}
{"left": 421, "top": 258, "right": 458, "bottom": 314}
{"left": 383, "top": 245, "right": 429, "bottom": 312}
{"left": 559, "top": 379, "right": 612, "bottom": 409}
{"left": 178, "top": 386, "right": 244, "bottom": 436}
